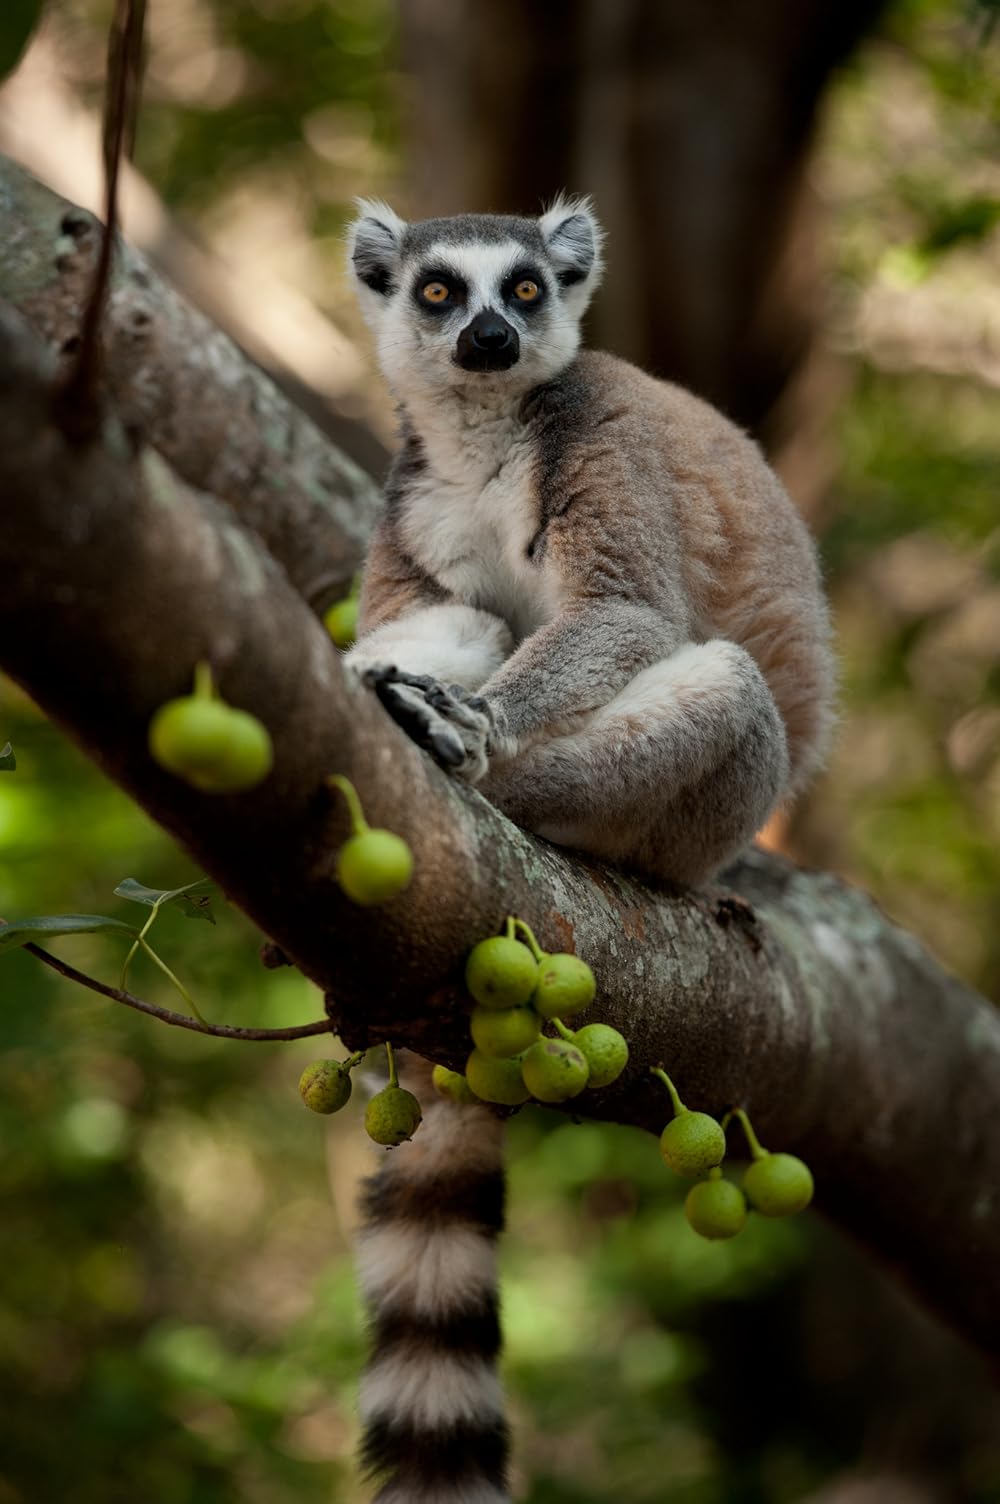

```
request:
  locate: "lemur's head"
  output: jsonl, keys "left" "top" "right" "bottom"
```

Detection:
{"left": 347, "top": 196, "right": 604, "bottom": 400}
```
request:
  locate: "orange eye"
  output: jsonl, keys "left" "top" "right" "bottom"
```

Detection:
{"left": 514, "top": 279, "right": 540, "bottom": 302}
{"left": 421, "top": 281, "right": 450, "bottom": 304}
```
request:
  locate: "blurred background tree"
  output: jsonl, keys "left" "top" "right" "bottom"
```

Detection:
{"left": 0, "top": 1, "right": 998, "bottom": 1502}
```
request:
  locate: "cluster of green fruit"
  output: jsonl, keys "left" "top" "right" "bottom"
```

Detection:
{"left": 149, "top": 662, "right": 273, "bottom": 793}
{"left": 432, "top": 917, "right": 629, "bottom": 1108}
{"left": 299, "top": 1041, "right": 423, "bottom": 1146}
{"left": 323, "top": 577, "right": 360, "bottom": 650}
{"left": 296, "top": 916, "right": 625, "bottom": 1147}
{"left": 654, "top": 1068, "right": 814, "bottom": 1240}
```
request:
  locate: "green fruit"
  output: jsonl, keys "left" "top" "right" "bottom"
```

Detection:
{"left": 298, "top": 1060, "right": 353, "bottom": 1114}
{"left": 743, "top": 1152, "right": 814, "bottom": 1217}
{"left": 684, "top": 1173, "right": 747, "bottom": 1240}
{"left": 324, "top": 596, "right": 359, "bottom": 650}
{"left": 531, "top": 952, "right": 596, "bottom": 1020}
{"left": 572, "top": 1023, "right": 628, "bottom": 1087}
{"left": 337, "top": 829, "right": 413, "bottom": 905}
{"left": 521, "top": 1038, "right": 590, "bottom": 1103}
{"left": 659, "top": 1111, "right": 726, "bottom": 1177}
{"left": 431, "top": 1065, "right": 478, "bottom": 1105}
{"left": 212, "top": 710, "right": 273, "bottom": 789}
{"left": 465, "top": 936, "right": 539, "bottom": 1010}
{"left": 469, "top": 1005, "right": 541, "bottom": 1059}
{"left": 364, "top": 1085, "right": 422, "bottom": 1145}
{"left": 149, "top": 697, "right": 273, "bottom": 792}
{"left": 465, "top": 1049, "right": 532, "bottom": 1106}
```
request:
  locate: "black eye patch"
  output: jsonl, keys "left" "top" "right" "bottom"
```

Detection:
{"left": 412, "top": 269, "right": 469, "bottom": 312}
{"left": 502, "top": 267, "right": 547, "bottom": 311}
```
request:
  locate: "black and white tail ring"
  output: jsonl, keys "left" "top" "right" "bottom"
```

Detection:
{"left": 356, "top": 1057, "right": 512, "bottom": 1504}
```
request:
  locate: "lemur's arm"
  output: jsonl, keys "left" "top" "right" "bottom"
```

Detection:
{"left": 349, "top": 519, "right": 512, "bottom": 689}
{"left": 478, "top": 491, "right": 689, "bottom": 755}
{"left": 481, "top": 599, "right": 684, "bottom": 757}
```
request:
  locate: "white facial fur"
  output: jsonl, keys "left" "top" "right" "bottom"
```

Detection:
{"left": 347, "top": 196, "right": 604, "bottom": 403}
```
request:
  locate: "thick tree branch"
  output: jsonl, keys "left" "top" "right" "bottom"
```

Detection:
{"left": 0, "top": 281, "right": 998, "bottom": 1355}
{"left": 0, "top": 155, "right": 380, "bottom": 607}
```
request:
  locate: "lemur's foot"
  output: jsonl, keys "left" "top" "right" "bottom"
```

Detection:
{"left": 358, "top": 665, "right": 494, "bottom": 782}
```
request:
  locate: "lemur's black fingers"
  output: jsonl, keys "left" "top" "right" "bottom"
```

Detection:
{"left": 424, "top": 685, "right": 496, "bottom": 746}
{"left": 388, "top": 668, "right": 438, "bottom": 692}
{"left": 445, "top": 683, "right": 490, "bottom": 715}
{"left": 446, "top": 682, "right": 486, "bottom": 706}
{"left": 425, "top": 687, "right": 486, "bottom": 738}
{"left": 371, "top": 679, "right": 428, "bottom": 736}
{"left": 426, "top": 726, "right": 466, "bottom": 768}
{"left": 373, "top": 681, "right": 466, "bottom": 768}
{"left": 361, "top": 664, "right": 435, "bottom": 693}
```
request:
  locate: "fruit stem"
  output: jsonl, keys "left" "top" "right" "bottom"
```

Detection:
{"left": 385, "top": 1040, "right": 398, "bottom": 1088}
{"left": 344, "top": 1051, "right": 366, "bottom": 1071}
{"left": 504, "top": 915, "right": 516, "bottom": 942}
{"left": 551, "top": 1017, "right": 576, "bottom": 1043}
{"left": 512, "top": 917, "right": 544, "bottom": 962}
{"left": 120, "top": 895, "right": 163, "bottom": 993}
{"left": 193, "top": 660, "right": 215, "bottom": 701}
{"left": 650, "top": 1066, "right": 686, "bottom": 1118}
{"left": 138, "top": 936, "right": 209, "bottom": 1026}
{"left": 730, "top": 1106, "right": 768, "bottom": 1161}
{"left": 326, "top": 773, "right": 370, "bottom": 836}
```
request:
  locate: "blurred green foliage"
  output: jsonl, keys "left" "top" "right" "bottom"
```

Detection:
{"left": 2, "top": 0, "right": 1000, "bottom": 1501}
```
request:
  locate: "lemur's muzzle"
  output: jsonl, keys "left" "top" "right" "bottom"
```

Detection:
{"left": 455, "top": 309, "right": 520, "bottom": 372}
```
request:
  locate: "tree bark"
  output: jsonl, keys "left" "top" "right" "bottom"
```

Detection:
{"left": 0, "top": 157, "right": 381, "bottom": 611}
{"left": 0, "top": 225, "right": 998, "bottom": 1355}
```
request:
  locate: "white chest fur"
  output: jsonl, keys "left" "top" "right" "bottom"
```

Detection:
{"left": 399, "top": 406, "right": 560, "bottom": 643}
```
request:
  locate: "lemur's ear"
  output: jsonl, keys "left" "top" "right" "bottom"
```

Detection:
{"left": 539, "top": 194, "right": 605, "bottom": 299}
{"left": 347, "top": 199, "right": 408, "bottom": 297}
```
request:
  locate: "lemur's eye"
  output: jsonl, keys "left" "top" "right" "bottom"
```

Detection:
{"left": 421, "top": 281, "right": 450, "bottom": 304}
{"left": 513, "top": 279, "right": 540, "bottom": 302}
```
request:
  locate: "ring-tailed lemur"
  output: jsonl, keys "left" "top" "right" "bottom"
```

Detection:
{"left": 345, "top": 196, "right": 834, "bottom": 1503}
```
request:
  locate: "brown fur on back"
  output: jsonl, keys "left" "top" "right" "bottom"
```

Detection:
{"left": 531, "top": 350, "right": 834, "bottom": 791}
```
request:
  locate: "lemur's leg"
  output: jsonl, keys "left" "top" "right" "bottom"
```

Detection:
{"left": 347, "top": 603, "right": 512, "bottom": 689}
{"left": 346, "top": 605, "right": 512, "bottom": 776}
{"left": 479, "top": 640, "right": 790, "bottom": 887}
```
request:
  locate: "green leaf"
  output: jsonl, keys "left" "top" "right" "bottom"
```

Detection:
{"left": 0, "top": 914, "right": 139, "bottom": 953}
{"left": 113, "top": 877, "right": 217, "bottom": 925}
{"left": 0, "top": 0, "right": 44, "bottom": 83}
{"left": 0, "top": 742, "right": 14, "bottom": 771}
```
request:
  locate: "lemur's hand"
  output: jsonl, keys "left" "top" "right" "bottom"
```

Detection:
{"left": 356, "top": 664, "right": 496, "bottom": 783}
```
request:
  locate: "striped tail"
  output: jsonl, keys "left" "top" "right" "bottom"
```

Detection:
{"left": 355, "top": 1056, "right": 511, "bottom": 1504}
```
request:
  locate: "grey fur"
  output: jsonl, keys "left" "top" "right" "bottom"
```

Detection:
{"left": 403, "top": 213, "right": 547, "bottom": 258}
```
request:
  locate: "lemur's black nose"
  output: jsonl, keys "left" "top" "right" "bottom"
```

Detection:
{"left": 455, "top": 309, "right": 520, "bottom": 372}
{"left": 472, "top": 318, "right": 512, "bottom": 350}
